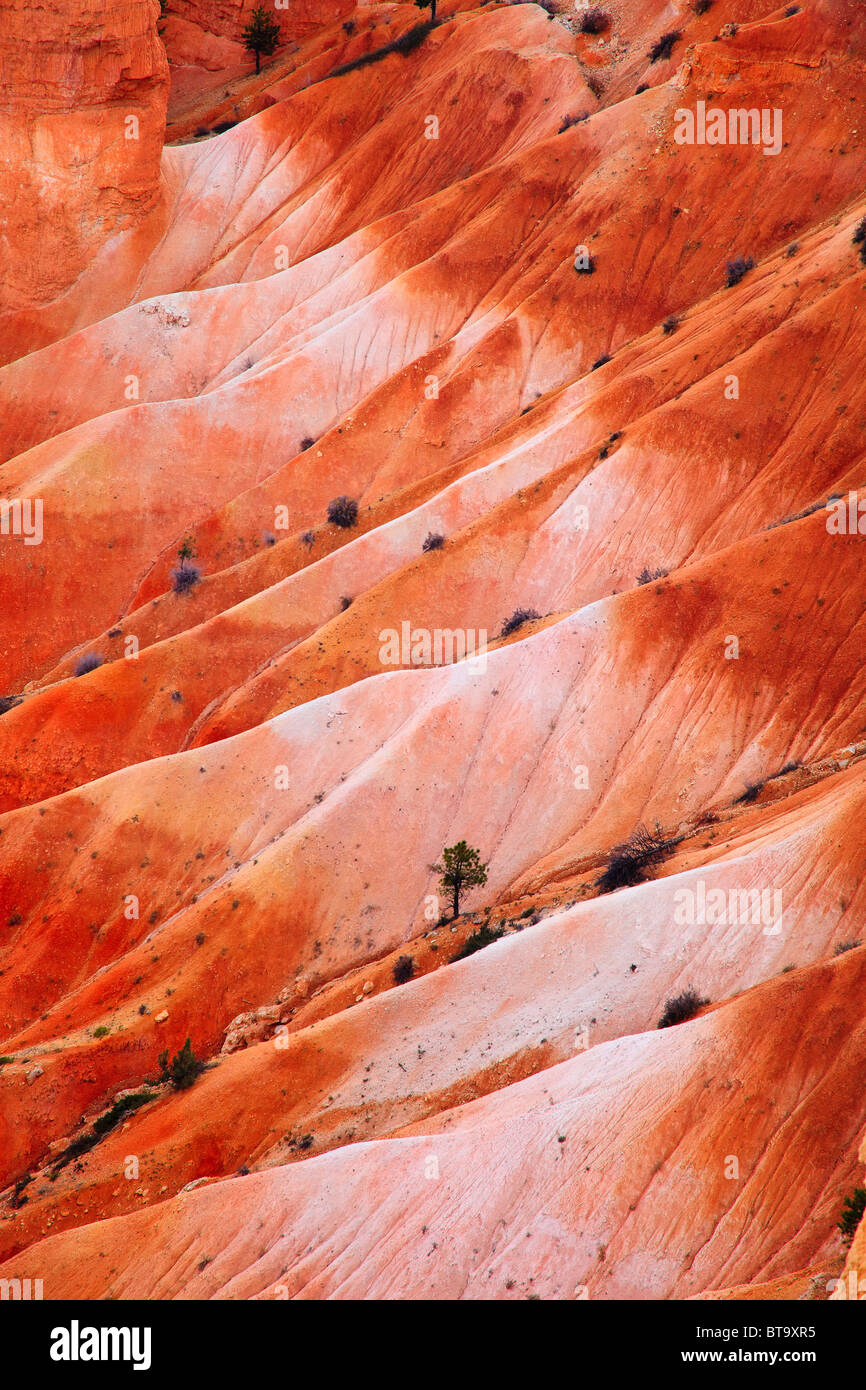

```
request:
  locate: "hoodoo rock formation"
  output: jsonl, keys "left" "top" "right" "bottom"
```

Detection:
{"left": 0, "top": 0, "right": 169, "bottom": 357}
{"left": 0, "top": 0, "right": 864, "bottom": 1303}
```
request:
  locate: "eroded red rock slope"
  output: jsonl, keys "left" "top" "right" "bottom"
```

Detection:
{"left": 0, "top": 0, "right": 864, "bottom": 1299}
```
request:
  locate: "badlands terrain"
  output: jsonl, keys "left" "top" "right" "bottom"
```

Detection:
{"left": 0, "top": 0, "right": 864, "bottom": 1301}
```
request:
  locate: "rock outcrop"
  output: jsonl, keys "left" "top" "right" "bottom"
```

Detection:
{"left": 0, "top": 0, "right": 169, "bottom": 356}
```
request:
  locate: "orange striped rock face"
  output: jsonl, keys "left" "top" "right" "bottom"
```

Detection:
{"left": 0, "top": 0, "right": 864, "bottom": 1304}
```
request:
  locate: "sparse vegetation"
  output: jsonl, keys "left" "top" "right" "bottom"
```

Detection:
{"left": 635, "top": 83, "right": 649, "bottom": 94}
{"left": 838, "top": 1188, "right": 866, "bottom": 1246}
{"left": 662, "top": 315, "right": 679, "bottom": 334}
{"left": 242, "top": 6, "right": 281, "bottom": 74}
{"left": 92, "top": 1025, "right": 110, "bottom": 1039}
{"left": 693, "top": 0, "right": 712, "bottom": 13}
{"left": 393, "top": 954, "right": 415, "bottom": 984}
{"left": 735, "top": 779, "right": 764, "bottom": 804}
{"left": 49, "top": 1090, "right": 156, "bottom": 1179}
{"left": 558, "top": 112, "right": 588, "bottom": 133}
{"left": 853, "top": 217, "right": 866, "bottom": 245}
{"left": 648, "top": 31, "right": 681, "bottom": 63}
{"left": 578, "top": 7, "right": 609, "bottom": 35}
{"left": 591, "top": 353, "right": 611, "bottom": 370}
{"left": 300, "top": 436, "right": 315, "bottom": 450}
{"left": 92, "top": 1091, "right": 156, "bottom": 1136}
{"left": 452, "top": 922, "right": 505, "bottom": 962}
{"left": 422, "top": 531, "right": 445, "bottom": 551}
{"left": 597, "top": 823, "right": 675, "bottom": 894}
{"left": 157, "top": 1037, "right": 205, "bottom": 1091}
{"left": 657, "top": 988, "right": 708, "bottom": 1028}
{"left": 0, "top": 695, "right": 22, "bottom": 716}
{"left": 327, "top": 496, "right": 359, "bottom": 528}
{"left": 74, "top": 653, "right": 104, "bottom": 677}
{"left": 500, "top": 607, "right": 541, "bottom": 637}
{"left": 330, "top": 20, "right": 434, "bottom": 77}
{"left": 636, "top": 566, "right": 668, "bottom": 585}
{"left": 725, "top": 255, "right": 755, "bottom": 288}
{"left": 833, "top": 939, "right": 862, "bottom": 956}
{"left": 172, "top": 537, "right": 201, "bottom": 594}
{"left": 339, "top": 595, "right": 353, "bottom": 611}
{"left": 433, "top": 840, "right": 489, "bottom": 919}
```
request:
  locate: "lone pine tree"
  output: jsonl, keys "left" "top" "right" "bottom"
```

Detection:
{"left": 434, "top": 840, "right": 488, "bottom": 919}
{"left": 243, "top": 7, "right": 281, "bottom": 74}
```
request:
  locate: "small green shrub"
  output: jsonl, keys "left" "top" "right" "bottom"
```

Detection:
{"left": 157, "top": 1037, "right": 205, "bottom": 1091}
{"left": 838, "top": 1188, "right": 866, "bottom": 1246}
{"left": 452, "top": 923, "right": 505, "bottom": 962}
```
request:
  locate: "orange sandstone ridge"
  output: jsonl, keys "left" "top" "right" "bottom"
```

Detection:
{"left": 0, "top": 0, "right": 864, "bottom": 1303}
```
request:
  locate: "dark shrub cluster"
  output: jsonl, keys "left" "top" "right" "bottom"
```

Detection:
{"left": 597, "top": 823, "right": 675, "bottom": 894}
{"left": 648, "top": 30, "right": 681, "bottom": 63}
{"left": 662, "top": 315, "right": 679, "bottom": 334}
{"left": 327, "top": 496, "right": 359, "bottom": 528}
{"left": 422, "top": 531, "right": 445, "bottom": 551}
{"left": 393, "top": 954, "right": 415, "bottom": 984}
{"left": 452, "top": 922, "right": 505, "bottom": 962}
{"left": 725, "top": 255, "right": 755, "bottom": 288}
{"left": 636, "top": 566, "right": 668, "bottom": 585}
{"left": 735, "top": 779, "right": 765, "bottom": 804}
{"left": 500, "top": 607, "right": 541, "bottom": 638}
{"left": 330, "top": 21, "right": 434, "bottom": 76}
{"left": 578, "top": 8, "right": 609, "bottom": 35}
{"left": 558, "top": 112, "right": 588, "bottom": 132}
{"left": 838, "top": 1188, "right": 866, "bottom": 1246}
{"left": 657, "top": 988, "right": 708, "bottom": 1029}
{"left": 172, "top": 563, "right": 201, "bottom": 594}
{"left": 74, "top": 652, "right": 104, "bottom": 677}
